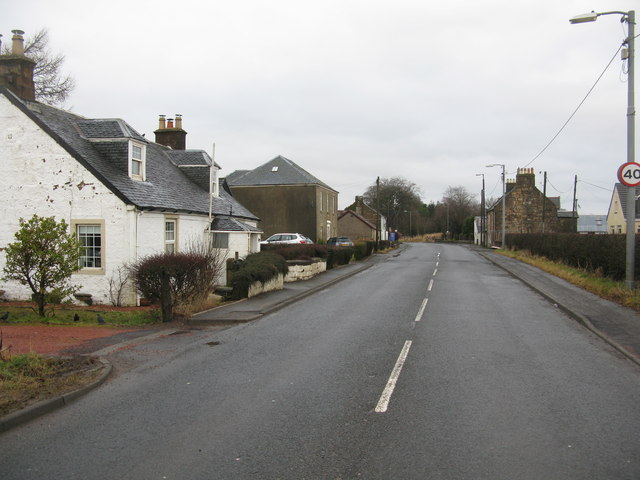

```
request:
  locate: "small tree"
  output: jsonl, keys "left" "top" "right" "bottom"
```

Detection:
{"left": 2, "top": 215, "right": 81, "bottom": 316}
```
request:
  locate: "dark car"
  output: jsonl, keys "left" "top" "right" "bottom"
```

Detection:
{"left": 326, "top": 236, "right": 354, "bottom": 247}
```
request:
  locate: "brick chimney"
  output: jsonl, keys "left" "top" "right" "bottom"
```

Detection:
{"left": 0, "top": 30, "right": 37, "bottom": 101}
{"left": 515, "top": 167, "right": 535, "bottom": 188}
{"left": 154, "top": 113, "right": 187, "bottom": 150}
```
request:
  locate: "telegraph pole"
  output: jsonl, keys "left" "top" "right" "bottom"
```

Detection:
{"left": 542, "top": 171, "right": 547, "bottom": 233}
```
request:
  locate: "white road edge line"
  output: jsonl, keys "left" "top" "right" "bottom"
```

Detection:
{"left": 428, "top": 279, "right": 434, "bottom": 292}
{"left": 414, "top": 298, "right": 428, "bottom": 322}
{"left": 375, "top": 340, "right": 413, "bottom": 413}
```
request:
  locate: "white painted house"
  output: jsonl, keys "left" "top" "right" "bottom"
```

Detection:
{"left": 0, "top": 31, "right": 261, "bottom": 305}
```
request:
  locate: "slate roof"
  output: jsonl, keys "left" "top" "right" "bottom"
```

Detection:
{"left": 211, "top": 216, "right": 262, "bottom": 232}
{"left": 338, "top": 209, "right": 376, "bottom": 229}
{"left": 578, "top": 215, "right": 608, "bottom": 233}
{"left": 226, "top": 155, "right": 337, "bottom": 192}
{"left": 167, "top": 150, "right": 220, "bottom": 168}
{"left": 2, "top": 87, "right": 257, "bottom": 221}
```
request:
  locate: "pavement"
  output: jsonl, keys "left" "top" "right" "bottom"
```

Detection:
{"left": 189, "top": 252, "right": 390, "bottom": 325}
{"left": 3, "top": 243, "right": 640, "bottom": 433}
{"left": 473, "top": 246, "right": 640, "bottom": 367}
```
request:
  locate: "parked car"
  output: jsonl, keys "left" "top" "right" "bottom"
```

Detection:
{"left": 260, "top": 233, "right": 310, "bottom": 245}
{"left": 326, "top": 236, "right": 354, "bottom": 247}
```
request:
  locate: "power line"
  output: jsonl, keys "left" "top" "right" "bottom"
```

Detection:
{"left": 578, "top": 179, "right": 611, "bottom": 191}
{"left": 523, "top": 42, "right": 623, "bottom": 168}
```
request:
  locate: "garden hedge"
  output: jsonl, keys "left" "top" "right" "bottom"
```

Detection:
{"left": 506, "top": 233, "right": 638, "bottom": 281}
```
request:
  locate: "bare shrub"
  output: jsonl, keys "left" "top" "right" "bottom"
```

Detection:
{"left": 108, "top": 265, "right": 132, "bottom": 307}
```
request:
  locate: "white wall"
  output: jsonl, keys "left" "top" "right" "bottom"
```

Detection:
{"left": 0, "top": 96, "right": 128, "bottom": 304}
{"left": 0, "top": 96, "right": 259, "bottom": 304}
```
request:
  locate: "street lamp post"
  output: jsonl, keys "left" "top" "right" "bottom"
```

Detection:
{"left": 476, "top": 173, "right": 485, "bottom": 247}
{"left": 487, "top": 164, "right": 506, "bottom": 248}
{"left": 571, "top": 10, "right": 636, "bottom": 289}
{"left": 404, "top": 209, "right": 412, "bottom": 237}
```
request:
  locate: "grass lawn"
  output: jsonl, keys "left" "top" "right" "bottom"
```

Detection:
{"left": 0, "top": 353, "right": 105, "bottom": 417}
{"left": 0, "top": 303, "right": 161, "bottom": 327}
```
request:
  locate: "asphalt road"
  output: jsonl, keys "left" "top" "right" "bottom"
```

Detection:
{"left": 2, "top": 243, "right": 639, "bottom": 479}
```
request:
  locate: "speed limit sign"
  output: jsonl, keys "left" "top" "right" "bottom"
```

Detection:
{"left": 618, "top": 162, "right": 640, "bottom": 187}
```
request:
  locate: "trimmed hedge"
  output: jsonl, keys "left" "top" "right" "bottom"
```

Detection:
{"left": 260, "top": 243, "right": 365, "bottom": 269}
{"left": 262, "top": 243, "right": 329, "bottom": 261}
{"left": 506, "top": 233, "right": 637, "bottom": 281}
{"left": 325, "top": 246, "right": 355, "bottom": 268}
{"left": 227, "top": 252, "right": 289, "bottom": 299}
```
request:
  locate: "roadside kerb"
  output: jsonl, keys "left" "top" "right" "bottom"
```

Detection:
{"left": 476, "top": 248, "right": 640, "bottom": 367}
{"left": 0, "top": 357, "right": 112, "bottom": 434}
{"left": 189, "top": 257, "right": 381, "bottom": 325}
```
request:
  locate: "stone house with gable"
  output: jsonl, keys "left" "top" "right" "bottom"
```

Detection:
{"left": 0, "top": 30, "right": 261, "bottom": 305}
{"left": 486, "top": 168, "right": 577, "bottom": 246}
{"left": 226, "top": 155, "right": 339, "bottom": 242}
{"left": 341, "top": 196, "right": 388, "bottom": 241}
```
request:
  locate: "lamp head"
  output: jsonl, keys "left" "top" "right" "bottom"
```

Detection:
{"left": 570, "top": 12, "right": 598, "bottom": 24}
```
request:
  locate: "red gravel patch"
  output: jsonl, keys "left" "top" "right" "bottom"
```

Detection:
{"left": 0, "top": 325, "right": 140, "bottom": 355}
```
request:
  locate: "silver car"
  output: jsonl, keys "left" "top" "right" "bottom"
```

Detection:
{"left": 260, "top": 233, "right": 310, "bottom": 245}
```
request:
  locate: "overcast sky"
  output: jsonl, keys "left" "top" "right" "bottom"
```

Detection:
{"left": 3, "top": 0, "right": 638, "bottom": 214}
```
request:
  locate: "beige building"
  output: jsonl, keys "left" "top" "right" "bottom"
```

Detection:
{"left": 606, "top": 183, "right": 640, "bottom": 234}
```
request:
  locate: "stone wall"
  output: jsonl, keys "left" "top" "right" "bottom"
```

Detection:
{"left": 284, "top": 260, "right": 327, "bottom": 282}
{"left": 248, "top": 273, "right": 284, "bottom": 298}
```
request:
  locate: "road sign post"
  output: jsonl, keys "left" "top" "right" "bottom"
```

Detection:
{"left": 618, "top": 162, "right": 639, "bottom": 289}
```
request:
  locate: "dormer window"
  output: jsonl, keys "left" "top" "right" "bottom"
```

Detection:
{"left": 211, "top": 167, "right": 219, "bottom": 197}
{"left": 129, "top": 141, "right": 146, "bottom": 180}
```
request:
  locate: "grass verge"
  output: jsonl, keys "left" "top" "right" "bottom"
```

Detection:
{"left": 0, "top": 304, "right": 161, "bottom": 327}
{"left": 498, "top": 249, "right": 640, "bottom": 312}
{"left": 0, "top": 353, "right": 104, "bottom": 417}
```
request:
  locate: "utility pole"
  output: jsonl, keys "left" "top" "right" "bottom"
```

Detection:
{"left": 476, "top": 173, "right": 485, "bottom": 246}
{"left": 572, "top": 175, "right": 578, "bottom": 221}
{"left": 542, "top": 171, "right": 547, "bottom": 233}
{"left": 376, "top": 176, "right": 380, "bottom": 250}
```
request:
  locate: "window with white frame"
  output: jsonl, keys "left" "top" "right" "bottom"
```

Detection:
{"left": 130, "top": 141, "right": 146, "bottom": 180}
{"left": 165, "top": 219, "right": 177, "bottom": 253}
{"left": 77, "top": 224, "right": 102, "bottom": 268}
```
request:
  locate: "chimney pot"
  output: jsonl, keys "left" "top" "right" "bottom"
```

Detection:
{"left": 154, "top": 112, "right": 187, "bottom": 149}
{"left": 11, "top": 29, "right": 25, "bottom": 56}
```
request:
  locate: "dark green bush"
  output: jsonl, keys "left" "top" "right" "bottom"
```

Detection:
{"left": 228, "top": 251, "right": 289, "bottom": 299}
{"left": 506, "top": 233, "right": 636, "bottom": 281}
{"left": 326, "top": 246, "right": 355, "bottom": 269}
{"left": 377, "top": 240, "right": 392, "bottom": 250}
{"left": 353, "top": 241, "right": 373, "bottom": 260}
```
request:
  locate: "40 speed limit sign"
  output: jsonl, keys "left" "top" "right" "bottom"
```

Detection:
{"left": 618, "top": 162, "right": 640, "bottom": 187}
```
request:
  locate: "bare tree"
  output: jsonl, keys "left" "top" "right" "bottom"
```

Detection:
{"left": 364, "top": 177, "right": 423, "bottom": 234}
{"left": 440, "top": 185, "right": 479, "bottom": 239}
{"left": 2, "top": 28, "right": 75, "bottom": 105}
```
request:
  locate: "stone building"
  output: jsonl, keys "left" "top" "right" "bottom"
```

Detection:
{"left": 225, "top": 156, "right": 338, "bottom": 242}
{"left": 343, "top": 196, "right": 388, "bottom": 241}
{"left": 486, "top": 168, "right": 577, "bottom": 247}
